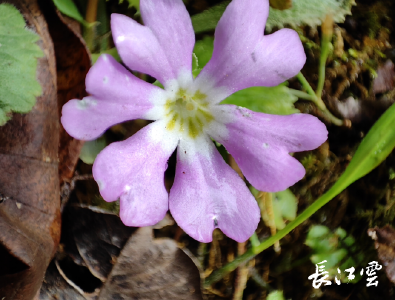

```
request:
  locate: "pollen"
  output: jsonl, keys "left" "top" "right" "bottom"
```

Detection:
{"left": 165, "top": 89, "right": 212, "bottom": 138}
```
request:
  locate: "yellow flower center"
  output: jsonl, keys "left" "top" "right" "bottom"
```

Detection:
{"left": 165, "top": 89, "right": 213, "bottom": 138}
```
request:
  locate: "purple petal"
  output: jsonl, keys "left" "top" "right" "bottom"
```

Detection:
{"left": 209, "top": 105, "right": 328, "bottom": 192}
{"left": 111, "top": 14, "right": 175, "bottom": 84}
{"left": 61, "top": 55, "right": 165, "bottom": 140}
{"left": 93, "top": 121, "right": 178, "bottom": 226}
{"left": 169, "top": 139, "right": 260, "bottom": 243}
{"left": 140, "top": 0, "right": 195, "bottom": 79}
{"left": 196, "top": 0, "right": 305, "bottom": 102}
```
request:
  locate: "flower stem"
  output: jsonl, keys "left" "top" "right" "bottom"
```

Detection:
{"left": 85, "top": 0, "right": 99, "bottom": 51}
{"left": 249, "top": 232, "right": 260, "bottom": 249}
{"left": 203, "top": 179, "right": 344, "bottom": 288}
{"left": 295, "top": 72, "right": 343, "bottom": 126}
{"left": 287, "top": 89, "right": 316, "bottom": 102}
{"left": 316, "top": 15, "right": 334, "bottom": 100}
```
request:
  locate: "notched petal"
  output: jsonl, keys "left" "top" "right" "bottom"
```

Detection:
{"left": 169, "top": 139, "right": 260, "bottom": 243}
{"left": 111, "top": 13, "right": 175, "bottom": 84}
{"left": 209, "top": 105, "right": 328, "bottom": 192}
{"left": 61, "top": 55, "right": 166, "bottom": 141}
{"left": 92, "top": 121, "right": 178, "bottom": 226}
{"left": 140, "top": 0, "right": 195, "bottom": 78}
{"left": 197, "top": 0, "right": 305, "bottom": 102}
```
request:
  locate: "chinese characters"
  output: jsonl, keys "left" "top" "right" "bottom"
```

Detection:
{"left": 308, "top": 260, "right": 382, "bottom": 288}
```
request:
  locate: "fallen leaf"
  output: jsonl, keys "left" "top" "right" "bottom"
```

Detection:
{"left": 0, "top": 0, "right": 60, "bottom": 299}
{"left": 62, "top": 205, "right": 135, "bottom": 281}
{"left": 98, "top": 227, "right": 203, "bottom": 300}
{"left": 41, "top": 7, "right": 91, "bottom": 184}
{"left": 40, "top": 206, "right": 202, "bottom": 299}
{"left": 38, "top": 262, "right": 86, "bottom": 300}
{"left": 368, "top": 225, "right": 395, "bottom": 284}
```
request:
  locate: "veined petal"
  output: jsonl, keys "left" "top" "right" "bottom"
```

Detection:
{"left": 93, "top": 121, "right": 179, "bottom": 227}
{"left": 111, "top": 14, "right": 175, "bottom": 84}
{"left": 209, "top": 105, "right": 328, "bottom": 192}
{"left": 196, "top": 0, "right": 305, "bottom": 103}
{"left": 169, "top": 138, "right": 260, "bottom": 243}
{"left": 140, "top": 0, "right": 195, "bottom": 81}
{"left": 61, "top": 55, "right": 166, "bottom": 140}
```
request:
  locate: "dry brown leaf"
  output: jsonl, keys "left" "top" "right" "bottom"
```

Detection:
{"left": 368, "top": 225, "right": 395, "bottom": 284}
{"left": 0, "top": 0, "right": 60, "bottom": 299}
{"left": 372, "top": 60, "right": 395, "bottom": 95}
{"left": 62, "top": 205, "right": 135, "bottom": 281}
{"left": 41, "top": 5, "right": 91, "bottom": 184}
{"left": 39, "top": 262, "right": 86, "bottom": 300}
{"left": 98, "top": 227, "right": 203, "bottom": 300}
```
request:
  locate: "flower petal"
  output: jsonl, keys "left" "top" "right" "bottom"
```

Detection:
{"left": 196, "top": 0, "right": 305, "bottom": 102}
{"left": 61, "top": 55, "right": 166, "bottom": 140}
{"left": 140, "top": 0, "right": 195, "bottom": 80}
{"left": 169, "top": 138, "right": 260, "bottom": 243}
{"left": 93, "top": 121, "right": 178, "bottom": 226}
{"left": 208, "top": 105, "right": 328, "bottom": 192}
{"left": 111, "top": 14, "right": 175, "bottom": 84}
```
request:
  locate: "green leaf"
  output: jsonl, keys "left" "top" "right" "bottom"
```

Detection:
{"left": 267, "top": 290, "right": 285, "bottom": 300}
{"left": 220, "top": 83, "right": 299, "bottom": 115}
{"left": 0, "top": 4, "right": 44, "bottom": 126}
{"left": 191, "top": 1, "right": 230, "bottom": 34}
{"left": 92, "top": 48, "right": 121, "bottom": 64}
{"left": 52, "top": 0, "right": 89, "bottom": 26}
{"left": 204, "top": 102, "right": 395, "bottom": 287}
{"left": 190, "top": 0, "right": 355, "bottom": 34}
{"left": 126, "top": 0, "right": 139, "bottom": 11}
{"left": 266, "top": 0, "right": 355, "bottom": 32}
{"left": 192, "top": 36, "right": 214, "bottom": 77}
{"left": 306, "top": 225, "right": 361, "bottom": 282}
{"left": 335, "top": 102, "right": 395, "bottom": 191}
{"left": 79, "top": 136, "right": 107, "bottom": 164}
{"left": 272, "top": 189, "right": 298, "bottom": 230}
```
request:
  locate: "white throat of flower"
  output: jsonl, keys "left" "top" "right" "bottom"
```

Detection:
{"left": 163, "top": 88, "right": 213, "bottom": 139}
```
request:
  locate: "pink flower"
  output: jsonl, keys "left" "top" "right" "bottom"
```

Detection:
{"left": 61, "top": 0, "right": 328, "bottom": 242}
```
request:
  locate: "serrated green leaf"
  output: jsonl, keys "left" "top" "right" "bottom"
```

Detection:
{"left": 0, "top": 4, "right": 44, "bottom": 126}
{"left": 191, "top": 0, "right": 355, "bottom": 34}
{"left": 52, "top": 0, "right": 89, "bottom": 26}
{"left": 266, "top": 0, "right": 355, "bottom": 32}
{"left": 80, "top": 136, "right": 107, "bottom": 164}
{"left": 191, "top": 1, "right": 230, "bottom": 34}
{"left": 220, "top": 83, "right": 299, "bottom": 115}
